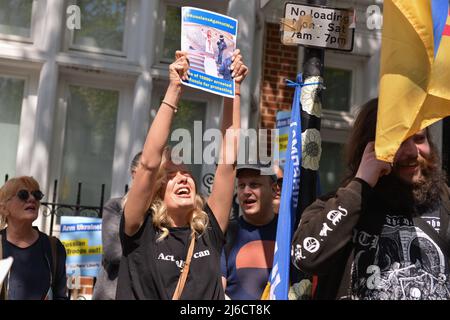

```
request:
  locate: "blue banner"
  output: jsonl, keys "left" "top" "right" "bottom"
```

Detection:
{"left": 431, "top": 0, "right": 449, "bottom": 56}
{"left": 183, "top": 7, "right": 237, "bottom": 34}
{"left": 60, "top": 216, "right": 102, "bottom": 278}
{"left": 269, "top": 75, "right": 303, "bottom": 300}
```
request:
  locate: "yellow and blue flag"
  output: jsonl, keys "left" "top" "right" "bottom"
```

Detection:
{"left": 376, "top": 0, "right": 450, "bottom": 162}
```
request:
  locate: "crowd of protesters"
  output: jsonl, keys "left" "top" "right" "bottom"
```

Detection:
{"left": 1, "top": 50, "right": 449, "bottom": 300}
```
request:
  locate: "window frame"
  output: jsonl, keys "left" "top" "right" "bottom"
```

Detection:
{"left": 0, "top": 73, "right": 27, "bottom": 179}
{"left": 323, "top": 50, "right": 365, "bottom": 116}
{"left": 49, "top": 71, "right": 135, "bottom": 207}
{"left": 63, "top": 0, "right": 133, "bottom": 57}
{"left": 0, "top": 64, "right": 40, "bottom": 178}
{"left": 0, "top": 0, "right": 39, "bottom": 44}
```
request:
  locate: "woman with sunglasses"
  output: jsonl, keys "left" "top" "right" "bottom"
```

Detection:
{"left": 116, "top": 50, "right": 248, "bottom": 300}
{"left": 0, "top": 176, "right": 68, "bottom": 300}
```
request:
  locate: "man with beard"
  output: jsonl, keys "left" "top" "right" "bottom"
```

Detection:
{"left": 291, "top": 98, "right": 450, "bottom": 300}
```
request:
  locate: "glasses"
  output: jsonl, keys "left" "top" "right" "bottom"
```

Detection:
{"left": 16, "top": 189, "right": 44, "bottom": 202}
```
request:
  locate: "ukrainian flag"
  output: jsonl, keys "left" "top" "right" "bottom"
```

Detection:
{"left": 376, "top": 0, "right": 450, "bottom": 162}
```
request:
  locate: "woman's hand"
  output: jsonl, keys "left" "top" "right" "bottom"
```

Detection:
{"left": 230, "top": 49, "right": 248, "bottom": 84}
{"left": 169, "top": 51, "right": 190, "bottom": 87}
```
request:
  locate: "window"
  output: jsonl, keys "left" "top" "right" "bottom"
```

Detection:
{"left": 58, "top": 85, "right": 119, "bottom": 208}
{"left": 0, "top": 76, "right": 25, "bottom": 179}
{"left": 319, "top": 141, "right": 345, "bottom": 195}
{"left": 162, "top": 5, "right": 181, "bottom": 61}
{"left": 0, "top": 0, "right": 33, "bottom": 38}
{"left": 72, "top": 0, "right": 127, "bottom": 53}
{"left": 322, "top": 67, "right": 352, "bottom": 112}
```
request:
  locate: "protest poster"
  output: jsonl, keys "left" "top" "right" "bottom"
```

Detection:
{"left": 60, "top": 216, "right": 102, "bottom": 300}
{"left": 275, "top": 111, "right": 291, "bottom": 166}
{"left": 181, "top": 7, "right": 238, "bottom": 98}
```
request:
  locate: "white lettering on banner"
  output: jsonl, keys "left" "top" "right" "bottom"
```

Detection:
{"left": 319, "top": 223, "right": 333, "bottom": 237}
{"left": 327, "top": 206, "right": 348, "bottom": 225}
{"left": 290, "top": 122, "right": 301, "bottom": 208}
{"left": 303, "top": 237, "right": 320, "bottom": 253}
{"left": 269, "top": 263, "right": 281, "bottom": 299}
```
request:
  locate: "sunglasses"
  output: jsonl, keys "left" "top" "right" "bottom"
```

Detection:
{"left": 16, "top": 189, "right": 44, "bottom": 202}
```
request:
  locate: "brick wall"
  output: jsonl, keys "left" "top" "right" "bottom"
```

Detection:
{"left": 260, "top": 23, "right": 299, "bottom": 130}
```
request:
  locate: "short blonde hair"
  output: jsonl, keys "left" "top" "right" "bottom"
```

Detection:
{"left": 0, "top": 176, "right": 41, "bottom": 229}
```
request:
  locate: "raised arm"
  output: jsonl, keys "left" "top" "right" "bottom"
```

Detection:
{"left": 207, "top": 49, "right": 248, "bottom": 233}
{"left": 291, "top": 142, "right": 391, "bottom": 274}
{"left": 124, "top": 52, "right": 189, "bottom": 236}
{"left": 291, "top": 179, "right": 369, "bottom": 275}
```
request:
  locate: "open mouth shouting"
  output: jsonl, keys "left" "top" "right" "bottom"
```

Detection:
{"left": 174, "top": 186, "right": 191, "bottom": 198}
{"left": 243, "top": 198, "right": 257, "bottom": 209}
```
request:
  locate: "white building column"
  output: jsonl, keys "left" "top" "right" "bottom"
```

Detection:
{"left": 30, "top": 0, "right": 65, "bottom": 231}
{"left": 227, "top": 0, "right": 259, "bottom": 130}
{"left": 120, "top": 0, "right": 159, "bottom": 190}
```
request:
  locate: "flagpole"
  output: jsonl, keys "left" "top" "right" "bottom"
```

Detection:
{"left": 296, "top": 0, "right": 326, "bottom": 224}
{"left": 288, "top": 0, "right": 326, "bottom": 295}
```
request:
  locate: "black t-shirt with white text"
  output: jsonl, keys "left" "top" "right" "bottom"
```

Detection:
{"left": 116, "top": 204, "right": 225, "bottom": 300}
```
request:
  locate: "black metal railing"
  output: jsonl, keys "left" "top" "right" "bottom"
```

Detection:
{"left": 40, "top": 179, "right": 105, "bottom": 236}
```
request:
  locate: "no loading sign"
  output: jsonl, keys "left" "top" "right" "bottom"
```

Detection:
{"left": 281, "top": 2, "right": 355, "bottom": 52}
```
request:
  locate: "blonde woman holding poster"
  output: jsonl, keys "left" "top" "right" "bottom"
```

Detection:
{"left": 116, "top": 49, "right": 248, "bottom": 300}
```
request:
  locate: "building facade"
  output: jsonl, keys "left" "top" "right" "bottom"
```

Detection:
{"left": 0, "top": 0, "right": 448, "bottom": 233}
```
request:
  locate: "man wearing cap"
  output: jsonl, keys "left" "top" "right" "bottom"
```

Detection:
{"left": 221, "top": 163, "right": 278, "bottom": 300}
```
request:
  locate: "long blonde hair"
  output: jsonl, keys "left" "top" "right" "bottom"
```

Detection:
{"left": 123, "top": 148, "right": 209, "bottom": 241}
{"left": 0, "top": 176, "right": 41, "bottom": 229}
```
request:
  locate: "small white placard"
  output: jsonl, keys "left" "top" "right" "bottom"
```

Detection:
{"left": 281, "top": 3, "right": 355, "bottom": 51}
{"left": 0, "top": 257, "right": 13, "bottom": 286}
